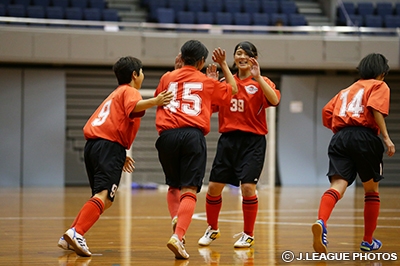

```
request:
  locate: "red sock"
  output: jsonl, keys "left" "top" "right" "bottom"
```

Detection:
{"left": 364, "top": 192, "right": 380, "bottom": 243}
{"left": 205, "top": 194, "right": 222, "bottom": 230}
{"left": 318, "top": 188, "right": 341, "bottom": 226}
{"left": 167, "top": 187, "right": 181, "bottom": 219}
{"left": 175, "top": 192, "right": 197, "bottom": 241}
{"left": 73, "top": 197, "right": 104, "bottom": 235}
{"left": 242, "top": 195, "right": 258, "bottom": 236}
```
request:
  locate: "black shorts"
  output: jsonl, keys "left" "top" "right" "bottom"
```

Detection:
{"left": 327, "top": 127, "right": 384, "bottom": 186}
{"left": 155, "top": 128, "right": 206, "bottom": 193}
{"left": 209, "top": 131, "right": 266, "bottom": 187}
{"left": 84, "top": 139, "right": 126, "bottom": 202}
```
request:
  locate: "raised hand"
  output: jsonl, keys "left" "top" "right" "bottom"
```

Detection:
{"left": 249, "top": 57, "right": 261, "bottom": 78}
{"left": 156, "top": 90, "right": 174, "bottom": 106}
{"left": 123, "top": 156, "right": 135, "bottom": 173}
{"left": 175, "top": 53, "right": 183, "bottom": 70}
{"left": 212, "top": 47, "right": 227, "bottom": 65}
{"left": 206, "top": 63, "right": 219, "bottom": 80}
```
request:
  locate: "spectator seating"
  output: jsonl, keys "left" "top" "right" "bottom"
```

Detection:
{"left": 32, "top": 0, "right": 50, "bottom": 7}
{"left": 357, "top": 2, "right": 374, "bottom": 17}
{"left": 224, "top": 0, "right": 241, "bottom": 14}
{"left": 271, "top": 13, "right": 287, "bottom": 26}
{"left": 196, "top": 11, "right": 213, "bottom": 25}
{"left": 280, "top": 1, "right": 297, "bottom": 15}
{"left": 156, "top": 7, "right": 174, "bottom": 23}
{"left": 102, "top": 8, "right": 119, "bottom": 22}
{"left": 205, "top": 0, "right": 223, "bottom": 15}
{"left": 260, "top": 1, "right": 278, "bottom": 15}
{"left": 52, "top": 0, "right": 69, "bottom": 8}
{"left": 243, "top": 0, "right": 259, "bottom": 15}
{"left": 187, "top": 0, "right": 203, "bottom": 13}
{"left": 376, "top": 2, "right": 393, "bottom": 17}
{"left": 169, "top": 0, "right": 185, "bottom": 13}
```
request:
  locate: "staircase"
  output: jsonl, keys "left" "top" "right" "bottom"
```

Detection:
{"left": 295, "top": 0, "right": 334, "bottom": 26}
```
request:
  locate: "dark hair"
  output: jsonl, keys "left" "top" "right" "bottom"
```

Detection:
{"left": 357, "top": 53, "right": 389, "bottom": 79}
{"left": 113, "top": 56, "right": 143, "bottom": 85}
{"left": 180, "top": 40, "right": 208, "bottom": 66}
{"left": 232, "top": 41, "right": 258, "bottom": 68}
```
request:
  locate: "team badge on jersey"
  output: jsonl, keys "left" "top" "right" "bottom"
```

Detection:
{"left": 245, "top": 85, "right": 258, "bottom": 94}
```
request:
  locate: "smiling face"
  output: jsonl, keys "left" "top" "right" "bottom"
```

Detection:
{"left": 234, "top": 47, "right": 251, "bottom": 71}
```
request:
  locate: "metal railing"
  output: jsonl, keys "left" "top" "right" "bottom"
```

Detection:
{"left": 0, "top": 16, "right": 399, "bottom": 36}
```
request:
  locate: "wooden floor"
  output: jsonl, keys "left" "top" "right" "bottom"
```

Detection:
{"left": 0, "top": 185, "right": 399, "bottom": 266}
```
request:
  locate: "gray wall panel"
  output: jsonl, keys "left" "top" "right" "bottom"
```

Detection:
{"left": 22, "top": 70, "right": 65, "bottom": 186}
{"left": 0, "top": 69, "right": 22, "bottom": 187}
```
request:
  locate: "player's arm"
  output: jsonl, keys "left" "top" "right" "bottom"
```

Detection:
{"left": 373, "top": 109, "right": 395, "bottom": 157}
{"left": 132, "top": 90, "right": 173, "bottom": 113}
{"left": 212, "top": 47, "right": 238, "bottom": 95}
{"left": 249, "top": 57, "right": 279, "bottom": 106}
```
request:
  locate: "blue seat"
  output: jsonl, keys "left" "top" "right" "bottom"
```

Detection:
{"left": 46, "top": 5, "right": 64, "bottom": 26}
{"left": 376, "top": 2, "right": 393, "bottom": 17}
{"left": 7, "top": 4, "right": 26, "bottom": 25}
{"left": 176, "top": 11, "right": 194, "bottom": 32}
{"left": 215, "top": 11, "right": 232, "bottom": 25}
{"left": 243, "top": 0, "right": 259, "bottom": 15}
{"left": 89, "top": 0, "right": 105, "bottom": 10}
{"left": 396, "top": 3, "right": 400, "bottom": 15}
{"left": 83, "top": 7, "right": 101, "bottom": 28}
{"left": 0, "top": 4, "right": 6, "bottom": 24}
{"left": 168, "top": 0, "right": 185, "bottom": 13}
{"left": 51, "top": 0, "right": 68, "bottom": 8}
{"left": 70, "top": 0, "right": 88, "bottom": 9}
{"left": 83, "top": 7, "right": 100, "bottom": 20}
{"left": 337, "top": 2, "right": 355, "bottom": 25}
{"left": 102, "top": 8, "right": 119, "bottom": 21}
{"left": 289, "top": 13, "right": 306, "bottom": 26}
{"left": 7, "top": 4, "right": 25, "bottom": 16}
{"left": 224, "top": 0, "right": 241, "bottom": 14}
{"left": 46, "top": 6, "right": 63, "bottom": 18}
{"left": 271, "top": 13, "right": 287, "bottom": 26}
{"left": 156, "top": 7, "right": 174, "bottom": 23}
{"left": 176, "top": 11, "right": 194, "bottom": 24}
{"left": 347, "top": 14, "right": 363, "bottom": 26}
{"left": 233, "top": 12, "right": 250, "bottom": 25}
{"left": 0, "top": 0, "right": 11, "bottom": 6}
{"left": 27, "top": 5, "right": 45, "bottom": 26}
{"left": 365, "top": 14, "right": 382, "bottom": 27}
{"left": 357, "top": 2, "right": 374, "bottom": 16}
{"left": 384, "top": 15, "right": 400, "bottom": 28}
{"left": 205, "top": 0, "right": 223, "bottom": 14}
{"left": 14, "top": 0, "right": 31, "bottom": 6}
{"left": 32, "top": 0, "right": 50, "bottom": 6}
{"left": 260, "top": 1, "right": 278, "bottom": 15}
{"left": 148, "top": 0, "right": 167, "bottom": 21}
{"left": 187, "top": 0, "right": 203, "bottom": 13}
{"left": 27, "top": 5, "right": 44, "bottom": 17}
{"left": 253, "top": 12, "right": 269, "bottom": 26}
{"left": 280, "top": 1, "right": 297, "bottom": 15}
{"left": 65, "top": 7, "right": 84, "bottom": 28}
{"left": 196, "top": 11, "right": 213, "bottom": 24}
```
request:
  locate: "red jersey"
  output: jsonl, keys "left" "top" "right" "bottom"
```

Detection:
{"left": 322, "top": 79, "right": 390, "bottom": 135}
{"left": 216, "top": 74, "right": 280, "bottom": 135}
{"left": 155, "top": 65, "right": 233, "bottom": 135}
{"left": 83, "top": 84, "right": 145, "bottom": 149}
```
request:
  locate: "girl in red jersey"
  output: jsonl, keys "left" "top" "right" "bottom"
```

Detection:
{"left": 58, "top": 56, "right": 172, "bottom": 257}
{"left": 312, "top": 53, "right": 395, "bottom": 254}
{"left": 154, "top": 40, "right": 238, "bottom": 260}
{"left": 198, "top": 41, "right": 281, "bottom": 248}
